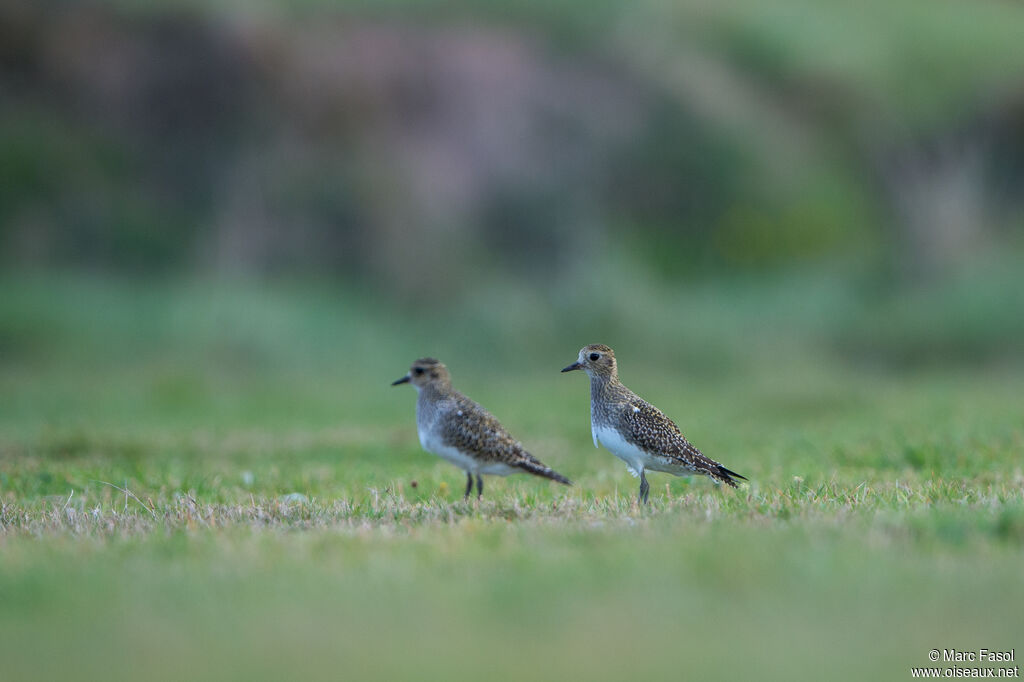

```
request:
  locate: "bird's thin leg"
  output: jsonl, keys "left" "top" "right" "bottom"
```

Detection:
{"left": 639, "top": 470, "right": 650, "bottom": 505}
{"left": 476, "top": 474, "right": 484, "bottom": 500}
{"left": 464, "top": 472, "right": 474, "bottom": 500}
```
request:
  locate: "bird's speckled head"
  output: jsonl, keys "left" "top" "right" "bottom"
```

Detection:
{"left": 391, "top": 357, "right": 451, "bottom": 390}
{"left": 561, "top": 344, "right": 617, "bottom": 378}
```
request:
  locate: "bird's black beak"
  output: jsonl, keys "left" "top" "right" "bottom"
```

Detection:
{"left": 561, "top": 361, "right": 582, "bottom": 373}
{"left": 391, "top": 375, "right": 410, "bottom": 386}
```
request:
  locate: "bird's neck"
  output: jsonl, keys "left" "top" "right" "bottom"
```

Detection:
{"left": 416, "top": 381, "right": 455, "bottom": 420}
{"left": 589, "top": 372, "right": 621, "bottom": 404}
{"left": 419, "top": 379, "right": 453, "bottom": 400}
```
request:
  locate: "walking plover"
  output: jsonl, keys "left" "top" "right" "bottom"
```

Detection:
{"left": 561, "top": 344, "right": 745, "bottom": 503}
{"left": 393, "top": 358, "right": 571, "bottom": 499}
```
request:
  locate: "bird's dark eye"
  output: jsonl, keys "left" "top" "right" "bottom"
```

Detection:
{"left": 414, "top": 367, "right": 425, "bottom": 375}
{"left": 589, "top": 353, "right": 600, "bottom": 361}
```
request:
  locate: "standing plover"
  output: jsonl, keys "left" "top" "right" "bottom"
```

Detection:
{"left": 561, "top": 344, "right": 745, "bottom": 503}
{"left": 392, "top": 358, "right": 571, "bottom": 499}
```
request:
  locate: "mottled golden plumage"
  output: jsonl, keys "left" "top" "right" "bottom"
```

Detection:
{"left": 562, "top": 344, "right": 746, "bottom": 502}
{"left": 393, "top": 358, "right": 571, "bottom": 499}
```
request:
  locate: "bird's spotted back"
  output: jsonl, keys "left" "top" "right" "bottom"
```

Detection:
{"left": 619, "top": 399, "right": 705, "bottom": 466}
{"left": 440, "top": 393, "right": 529, "bottom": 465}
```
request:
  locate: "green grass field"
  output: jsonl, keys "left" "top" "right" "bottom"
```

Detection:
{"left": 1, "top": 272, "right": 1022, "bottom": 681}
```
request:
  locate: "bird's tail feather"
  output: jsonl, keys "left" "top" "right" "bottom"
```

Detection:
{"left": 714, "top": 465, "right": 747, "bottom": 488}
{"left": 517, "top": 457, "right": 572, "bottom": 486}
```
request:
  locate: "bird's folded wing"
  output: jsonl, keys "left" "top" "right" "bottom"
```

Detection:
{"left": 441, "top": 396, "right": 524, "bottom": 463}
{"left": 621, "top": 400, "right": 707, "bottom": 467}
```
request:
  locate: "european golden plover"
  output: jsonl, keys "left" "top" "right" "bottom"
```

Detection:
{"left": 561, "top": 344, "right": 745, "bottom": 503}
{"left": 392, "top": 358, "right": 571, "bottom": 499}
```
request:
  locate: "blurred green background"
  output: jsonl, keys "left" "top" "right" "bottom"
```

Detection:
{"left": 2, "top": 1, "right": 1023, "bottom": 681}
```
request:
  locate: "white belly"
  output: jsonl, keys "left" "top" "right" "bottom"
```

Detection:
{"left": 594, "top": 425, "right": 660, "bottom": 477}
{"left": 419, "top": 428, "right": 516, "bottom": 476}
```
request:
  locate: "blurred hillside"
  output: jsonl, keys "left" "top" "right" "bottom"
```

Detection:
{"left": 2, "top": 0, "right": 1023, "bottom": 298}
